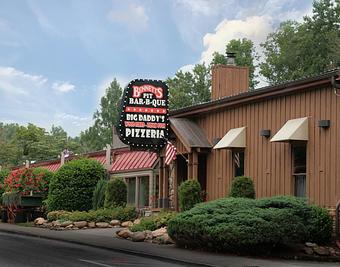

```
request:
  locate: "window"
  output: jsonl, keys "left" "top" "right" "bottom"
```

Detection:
{"left": 292, "top": 145, "right": 306, "bottom": 197}
{"left": 233, "top": 151, "right": 244, "bottom": 177}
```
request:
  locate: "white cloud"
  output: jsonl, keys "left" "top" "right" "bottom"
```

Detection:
{"left": 175, "top": 0, "right": 223, "bottom": 16}
{"left": 52, "top": 81, "right": 75, "bottom": 93}
{"left": 0, "top": 66, "right": 47, "bottom": 94}
{"left": 54, "top": 112, "right": 92, "bottom": 128}
{"left": 201, "top": 16, "right": 273, "bottom": 64}
{"left": 107, "top": 3, "right": 149, "bottom": 31}
{"left": 179, "top": 64, "right": 195, "bottom": 73}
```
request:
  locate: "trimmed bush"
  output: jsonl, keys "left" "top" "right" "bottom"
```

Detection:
{"left": 47, "top": 206, "right": 137, "bottom": 223}
{"left": 130, "top": 211, "right": 177, "bottom": 232}
{"left": 104, "top": 178, "right": 127, "bottom": 208}
{"left": 92, "top": 179, "right": 107, "bottom": 210}
{"left": 229, "top": 176, "right": 255, "bottom": 199}
{"left": 178, "top": 180, "right": 202, "bottom": 211}
{"left": 167, "top": 196, "right": 332, "bottom": 252}
{"left": 47, "top": 158, "right": 106, "bottom": 212}
{"left": 305, "top": 205, "right": 333, "bottom": 244}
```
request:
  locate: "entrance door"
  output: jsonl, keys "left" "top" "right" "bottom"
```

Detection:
{"left": 198, "top": 154, "right": 207, "bottom": 200}
{"left": 292, "top": 145, "right": 307, "bottom": 197}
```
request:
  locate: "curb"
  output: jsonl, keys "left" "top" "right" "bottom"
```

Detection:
{"left": 0, "top": 228, "right": 217, "bottom": 267}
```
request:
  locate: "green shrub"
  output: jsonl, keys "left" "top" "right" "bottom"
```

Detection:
{"left": 104, "top": 178, "right": 127, "bottom": 208}
{"left": 130, "top": 211, "right": 177, "bottom": 232}
{"left": 229, "top": 176, "right": 255, "bottom": 199}
{"left": 178, "top": 180, "right": 202, "bottom": 211}
{"left": 92, "top": 179, "right": 107, "bottom": 210}
{"left": 167, "top": 196, "right": 331, "bottom": 252}
{"left": 47, "top": 158, "right": 106, "bottom": 212}
{"left": 305, "top": 205, "right": 333, "bottom": 244}
{"left": 48, "top": 206, "right": 137, "bottom": 223}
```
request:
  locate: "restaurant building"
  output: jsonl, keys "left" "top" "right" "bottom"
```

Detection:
{"left": 158, "top": 61, "right": 340, "bottom": 216}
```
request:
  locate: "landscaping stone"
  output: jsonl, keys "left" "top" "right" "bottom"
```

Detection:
{"left": 116, "top": 229, "right": 132, "bottom": 239}
{"left": 110, "top": 220, "right": 120, "bottom": 226}
{"left": 154, "top": 233, "right": 174, "bottom": 245}
{"left": 121, "top": 221, "right": 133, "bottom": 228}
{"left": 133, "top": 219, "right": 141, "bottom": 225}
{"left": 313, "top": 246, "right": 330, "bottom": 256}
{"left": 305, "top": 242, "right": 317, "bottom": 247}
{"left": 52, "top": 220, "right": 61, "bottom": 227}
{"left": 304, "top": 247, "right": 314, "bottom": 255}
{"left": 60, "top": 221, "right": 73, "bottom": 227}
{"left": 65, "top": 224, "right": 74, "bottom": 229}
{"left": 74, "top": 221, "right": 88, "bottom": 228}
{"left": 34, "top": 217, "right": 47, "bottom": 225}
{"left": 152, "top": 227, "right": 167, "bottom": 238}
{"left": 144, "top": 230, "right": 153, "bottom": 242}
{"left": 72, "top": 227, "right": 79, "bottom": 230}
{"left": 95, "top": 222, "right": 109, "bottom": 228}
{"left": 88, "top": 222, "right": 96, "bottom": 228}
{"left": 131, "top": 231, "right": 146, "bottom": 242}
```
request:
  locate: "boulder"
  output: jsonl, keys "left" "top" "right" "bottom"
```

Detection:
{"left": 304, "top": 247, "right": 314, "bottom": 255}
{"left": 96, "top": 222, "right": 109, "bottom": 228}
{"left": 131, "top": 231, "right": 146, "bottom": 242}
{"left": 305, "top": 242, "right": 317, "bottom": 247}
{"left": 65, "top": 224, "right": 74, "bottom": 229}
{"left": 116, "top": 229, "right": 132, "bottom": 239}
{"left": 72, "top": 227, "right": 79, "bottom": 230}
{"left": 313, "top": 246, "right": 330, "bottom": 256}
{"left": 52, "top": 220, "right": 61, "bottom": 227}
{"left": 121, "top": 221, "right": 133, "bottom": 228}
{"left": 144, "top": 230, "right": 153, "bottom": 242}
{"left": 110, "top": 220, "right": 120, "bottom": 226}
{"left": 74, "top": 221, "right": 88, "bottom": 228}
{"left": 60, "top": 221, "right": 73, "bottom": 227}
{"left": 88, "top": 222, "right": 96, "bottom": 228}
{"left": 154, "top": 233, "right": 174, "bottom": 245}
{"left": 34, "top": 217, "right": 47, "bottom": 225}
{"left": 152, "top": 227, "right": 167, "bottom": 238}
{"left": 133, "top": 219, "right": 141, "bottom": 225}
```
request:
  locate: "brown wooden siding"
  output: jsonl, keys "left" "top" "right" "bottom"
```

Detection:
{"left": 193, "top": 86, "right": 340, "bottom": 208}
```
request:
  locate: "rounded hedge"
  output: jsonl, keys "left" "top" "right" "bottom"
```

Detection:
{"left": 229, "top": 176, "right": 255, "bottom": 198}
{"left": 104, "top": 178, "right": 127, "bottom": 208}
{"left": 178, "top": 180, "right": 202, "bottom": 211}
{"left": 47, "top": 158, "right": 106, "bottom": 211}
{"left": 167, "top": 196, "right": 332, "bottom": 252}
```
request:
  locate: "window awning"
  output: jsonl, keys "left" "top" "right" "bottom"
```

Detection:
{"left": 270, "top": 117, "right": 308, "bottom": 142}
{"left": 213, "top": 127, "right": 246, "bottom": 149}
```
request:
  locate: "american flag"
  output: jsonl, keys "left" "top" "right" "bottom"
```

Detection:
{"left": 165, "top": 141, "right": 177, "bottom": 165}
{"left": 234, "top": 152, "right": 240, "bottom": 168}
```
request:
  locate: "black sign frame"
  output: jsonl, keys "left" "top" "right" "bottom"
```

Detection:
{"left": 118, "top": 79, "right": 169, "bottom": 151}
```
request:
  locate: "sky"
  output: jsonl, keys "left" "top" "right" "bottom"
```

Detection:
{"left": 0, "top": 0, "right": 313, "bottom": 137}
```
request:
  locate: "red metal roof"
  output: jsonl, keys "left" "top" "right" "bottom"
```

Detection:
{"left": 111, "top": 151, "right": 157, "bottom": 173}
{"left": 89, "top": 155, "right": 106, "bottom": 165}
{"left": 39, "top": 162, "right": 61, "bottom": 172}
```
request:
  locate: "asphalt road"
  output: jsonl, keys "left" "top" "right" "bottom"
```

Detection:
{"left": 0, "top": 232, "right": 186, "bottom": 267}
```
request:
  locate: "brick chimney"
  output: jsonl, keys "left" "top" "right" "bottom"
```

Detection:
{"left": 211, "top": 52, "right": 249, "bottom": 100}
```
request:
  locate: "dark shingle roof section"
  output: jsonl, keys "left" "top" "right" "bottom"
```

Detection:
{"left": 170, "top": 118, "right": 211, "bottom": 148}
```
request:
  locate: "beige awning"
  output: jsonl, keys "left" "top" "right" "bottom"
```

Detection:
{"left": 270, "top": 117, "right": 308, "bottom": 142}
{"left": 213, "top": 127, "right": 246, "bottom": 149}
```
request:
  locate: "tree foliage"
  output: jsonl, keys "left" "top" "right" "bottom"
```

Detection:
{"left": 211, "top": 38, "right": 259, "bottom": 89}
{"left": 260, "top": 0, "right": 340, "bottom": 84}
{"left": 104, "top": 178, "right": 127, "bottom": 208}
{"left": 167, "top": 63, "right": 211, "bottom": 110}
{"left": 80, "top": 79, "right": 123, "bottom": 151}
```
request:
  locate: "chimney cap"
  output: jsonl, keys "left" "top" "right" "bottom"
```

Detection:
{"left": 226, "top": 52, "right": 236, "bottom": 65}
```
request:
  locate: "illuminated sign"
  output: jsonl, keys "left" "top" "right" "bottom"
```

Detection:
{"left": 118, "top": 79, "right": 169, "bottom": 150}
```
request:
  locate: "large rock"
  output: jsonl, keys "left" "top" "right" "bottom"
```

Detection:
{"left": 52, "top": 220, "right": 61, "bottom": 227}
{"left": 313, "top": 246, "right": 330, "bottom": 256}
{"left": 133, "top": 219, "right": 141, "bottom": 225}
{"left": 88, "top": 222, "right": 96, "bottom": 228}
{"left": 305, "top": 242, "right": 317, "bottom": 247}
{"left": 96, "top": 222, "right": 109, "bottom": 228}
{"left": 74, "top": 221, "right": 88, "bottom": 228}
{"left": 144, "top": 230, "right": 153, "bottom": 242}
{"left": 110, "top": 220, "right": 120, "bottom": 227}
{"left": 304, "top": 247, "right": 314, "bottom": 255}
{"left": 116, "top": 229, "right": 132, "bottom": 239}
{"left": 60, "top": 221, "right": 73, "bottom": 227}
{"left": 131, "top": 231, "right": 146, "bottom": 242}
{"left": 121, "top": 221, "right": 133, "bottom": 228}
{"left": 154, "top": 233, "right": 174, "bottom": 245}
{"left": 152, "top": 227, "right": 167, "bottom": 238}
{"left": 34, "top": 217, "right": 47, "bottom": 225}
{"left": 65, "top": 224, "right": 74, "bottom": 229}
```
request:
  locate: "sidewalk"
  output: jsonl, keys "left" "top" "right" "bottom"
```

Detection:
{"left": 0, "top": 222, "right": 339, "bottom": 267}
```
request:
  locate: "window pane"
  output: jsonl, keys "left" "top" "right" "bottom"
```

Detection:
{"left": 294, "top": 175, "right": 306, "bottom": 197}
{"left": 139, "top": 176, "right": 149, "bottom": 207}
{"left": 127, "top": 178, "right": 136, "bottom": 205}
{"left": 234, "top": 152, "right": 244, "bottom": 177}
